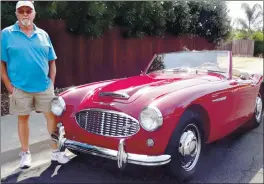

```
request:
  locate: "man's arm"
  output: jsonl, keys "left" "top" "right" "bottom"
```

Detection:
{"left": 1, "top": 31, "right": 13, "bottom": 93}
{"left": 49, "top": 60, "right": 56, "bottom": 84}
{"left": 1, "top": 61, "right": 13, "bottom": 93}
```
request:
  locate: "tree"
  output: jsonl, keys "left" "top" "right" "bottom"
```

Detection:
{"left": 187, "top": 1, "right": 231, "bottom": 44}
{"left": 164, "top": 1, "right": 191, "bottom": 36}
{"left": 114, "top": 1, "right": 168, "bottom": 38}
{"left": 59, "top": 2, "right": 117, "bottom": 38}
{"left": 1, "top": 1, "right": 17, "bottom": 28}
{"left": 1, "top": 1, "right": 231, "bottom": 44}
{"left": 33, "top": 1, "right": 57, "bottom": 20}
{"left": 236, "top": 3, "right": 263, "bottom": 38}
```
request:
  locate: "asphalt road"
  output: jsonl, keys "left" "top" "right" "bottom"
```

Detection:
{"left": 1, "top": 121, "right": 263, "bottom": 184}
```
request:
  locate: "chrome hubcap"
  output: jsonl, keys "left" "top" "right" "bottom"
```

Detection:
{"left": 178, "top": 124, "right": 201, "bottom": 171}
{"left": 255, "top": 94, "right": 263, "bottom": 123}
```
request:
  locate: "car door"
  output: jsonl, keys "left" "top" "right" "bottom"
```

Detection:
{"left": 231, "top": 77, "right": 256, "bottom": 126}
{"left": 208, "top": 79, "right": 239, "bottom": 141}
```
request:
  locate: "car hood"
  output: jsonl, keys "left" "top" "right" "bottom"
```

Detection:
{"left": 61, "top": 73, "right": 221, "bottom": 114}
{"left": 89, "top": 73, "right": 218, "bottom": 104}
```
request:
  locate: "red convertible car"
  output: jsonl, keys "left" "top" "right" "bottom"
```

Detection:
{"left": 51, "top": 50, "right": 263, "bottom": 181}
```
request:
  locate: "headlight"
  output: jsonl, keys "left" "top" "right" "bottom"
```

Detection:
{"left": 51, "top": 96, "right": 66, "bottom": 116}
{"left": 139, "top": 106, "right": 163, "bottom": 132}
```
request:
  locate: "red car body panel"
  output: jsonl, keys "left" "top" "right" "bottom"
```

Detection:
{"left": 56, "top": 51, "right": 263, "bottom": 156}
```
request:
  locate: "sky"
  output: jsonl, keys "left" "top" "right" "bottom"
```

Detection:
{"left": 226, "top": 1, "right": 263, "bottom": 29}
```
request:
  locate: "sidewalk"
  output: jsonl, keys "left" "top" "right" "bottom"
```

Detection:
{"left": 0, "top": 112, "right": 76, "bottom": 180}
{"left": 1, "top": 112, "right": 50, "bottom": 165}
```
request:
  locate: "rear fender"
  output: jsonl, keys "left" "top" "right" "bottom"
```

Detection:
{"left": 259, "top": 81, "right": 264, "bottom": 101}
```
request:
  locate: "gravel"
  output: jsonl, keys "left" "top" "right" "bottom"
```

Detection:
{"left": 1, "top": 86, "right": 73, "bottom": 117}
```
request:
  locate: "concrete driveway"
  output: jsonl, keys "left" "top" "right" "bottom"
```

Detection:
{"left": 233, "top": 56, "right": 263, "bottom": 75}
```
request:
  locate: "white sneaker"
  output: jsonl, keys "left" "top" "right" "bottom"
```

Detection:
{"left": 51, "top": 150, "right": 70, "bottom": 164}
{"left": 19, "top": 151, "right": 32, "bottom": 169}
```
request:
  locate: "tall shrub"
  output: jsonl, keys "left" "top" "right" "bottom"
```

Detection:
{"left": 1, "top": 1, "right": 231, "bottom": 44}
{"left": 254, "top": 41, "right": 263, "bottom": 57}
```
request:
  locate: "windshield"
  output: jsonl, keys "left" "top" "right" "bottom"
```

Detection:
{"left": 146, "top": 51, "right": 230, "bottom": 77}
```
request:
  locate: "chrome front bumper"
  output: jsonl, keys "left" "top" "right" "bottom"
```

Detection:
{"left": 54, "top": 123, "right": 171, "bottom": 169}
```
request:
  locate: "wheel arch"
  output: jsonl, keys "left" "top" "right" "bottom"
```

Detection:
{"left": 163, "top": 103, "right": 209, "bottom": 180}
{"left": 185, "top": 104, "right": 211, "bottom": 143}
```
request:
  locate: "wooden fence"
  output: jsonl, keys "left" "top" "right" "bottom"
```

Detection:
{"left": 37, "top": 20, "right": 216, "bottom": 88}
{"left": 2, "top": 20, "right": 215, "bottom": 90}
{"left": 217, "top": 39, "right": 255, "bottom": 57}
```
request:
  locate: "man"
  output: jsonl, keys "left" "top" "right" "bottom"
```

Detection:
{"left": 1, "top": 1, "right": 70, "bottom": 169}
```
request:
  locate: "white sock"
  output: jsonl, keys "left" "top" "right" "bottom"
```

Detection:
{"left": 22, "top": 150, "right": 30, "bottom": 154}
{"left": 52, "top": 149, "right": 60, "bottom": 153}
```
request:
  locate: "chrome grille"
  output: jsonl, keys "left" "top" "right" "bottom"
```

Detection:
{"left": 75, "top": 109, "right": 140, "bottom": 137}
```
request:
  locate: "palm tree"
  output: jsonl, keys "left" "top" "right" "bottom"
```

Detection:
{"left": 236, "top": 3, "right": 263, "bottom": 38}
{"left": 256, "top": 9, "right": 264, "bottom": 31}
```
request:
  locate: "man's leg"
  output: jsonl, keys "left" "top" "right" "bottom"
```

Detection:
{"left": 43, "top": 111, "right": 58, "bottom": 150}
{"left": 18, "top": 115, "right": 30, "bottom": 152}
{"left": 34, "top": 83, "right": 70, "bottom": 164}
{"left": 9, "top": 87, "right": 33, "bottom": 169}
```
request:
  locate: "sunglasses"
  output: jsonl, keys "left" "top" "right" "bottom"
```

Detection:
{"left": 17, "top": 9, "right": 32, "bottom": 14}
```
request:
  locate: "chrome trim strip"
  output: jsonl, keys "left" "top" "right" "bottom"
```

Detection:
{"left": 99, "top": 92, "right": 130, "bottom": 99}
{"left": 74, "top": 108, "right": 141, "bottom": 138}
{"left": 64, "top": 139, "right": 171, "bottom": 166}
{"left": 212, "top": 96, "right": 227, "bottom": 102}
{"left": 56, "top": 124, "right": 171, "bottom": 167}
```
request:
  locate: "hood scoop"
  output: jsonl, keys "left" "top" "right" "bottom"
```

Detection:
{"left": 99, "top": 92, "right": 130, "bottom": 99}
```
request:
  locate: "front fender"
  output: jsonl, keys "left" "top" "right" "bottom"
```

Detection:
{"left": 147, "top": 81, "right": 223, "bottom": 138}
{"left": 149, "top": 82, "right": 216, "bottom": 121}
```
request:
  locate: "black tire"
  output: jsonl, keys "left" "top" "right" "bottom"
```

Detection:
{"left": 164, "top": 109, "right": 205, "bottom": 182}
{"left": 251, "top": 92, "right": 263, "bottom": 128}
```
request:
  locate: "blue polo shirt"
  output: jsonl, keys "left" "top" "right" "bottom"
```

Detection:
{"left": 1, "top": 21, "right": 57, "bottom": 93}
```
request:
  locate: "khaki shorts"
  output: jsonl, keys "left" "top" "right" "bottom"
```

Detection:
{"left": 9, "top": 83, "right": 55, "bottom": 115}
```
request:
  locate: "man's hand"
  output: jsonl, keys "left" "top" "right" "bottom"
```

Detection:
{"left": 6, "top": 84, "right": 14, "bottom": 94}
{"left": 1, "top": 61, "right": 13, "bottom": 93}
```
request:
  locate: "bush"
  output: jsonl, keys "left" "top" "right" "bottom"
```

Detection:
{"left": 1, "top": 2, "right": 17, "bottom": 28}
{"left": 1, "top": 1, "right": 231, "bottom": 44}
{"left": 254, "top": 40, "right": 264, "bottom": 57}
{"left": 252, "top": 31, "right": 264, "bottom": 41}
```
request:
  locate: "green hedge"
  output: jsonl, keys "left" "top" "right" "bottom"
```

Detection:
{"left": 1, "top": 1, "right": 231, "bottom": 44}
{"left": 254, "top": 41, "right": 264, "bottom": 57}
